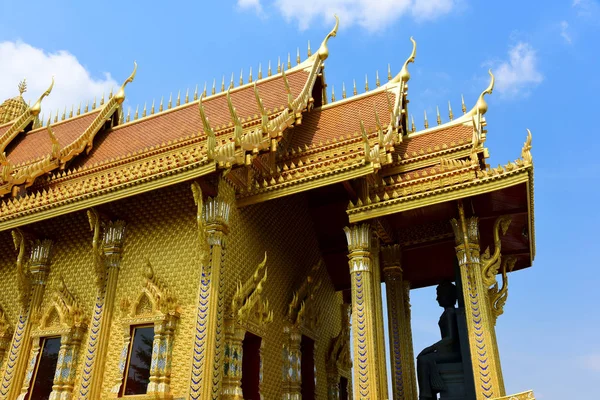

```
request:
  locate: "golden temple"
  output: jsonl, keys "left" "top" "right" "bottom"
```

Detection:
{"left": 0, "top": 16, "right": 535, "bottom": 400}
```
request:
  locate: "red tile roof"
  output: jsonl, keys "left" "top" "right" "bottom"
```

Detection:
{"left": 288, "top": 89, "right": 395, "bottom": 149}
{"left": 6, "top": 111, "right": 100, "bottom": 166}
{"left": 80, "top": 70, "right": 310, "bottom": 168}
{"left": 396, "top": 123, "right": 472, "bottom": 159}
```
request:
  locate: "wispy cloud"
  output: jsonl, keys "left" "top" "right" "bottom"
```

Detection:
{"left": 573, "top": 0, "right": 600, "bottom": 20}
{"left": 560, "top": 20, "right": 572, "bottom": 44}
{"left": 239, "top": 0, "right": 457, "bottom": 31}
{"left": 490, "top": 42, "right": 543, "bottom": 98}
{"left": 237, "top": 0, "right": 263, "bottom": 14}
{"left": 0, "top": 41, "right": 117, "bottom": 118}
{"left": 580, "top": 353, "right": 600, "bottom": 372}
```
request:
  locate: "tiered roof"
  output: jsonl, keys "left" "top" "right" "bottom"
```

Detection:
{"left": 0, "top": 18, "right": 535, "bottom": 276}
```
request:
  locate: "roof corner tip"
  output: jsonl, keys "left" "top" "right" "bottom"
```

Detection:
{"left": 115, "top": 61, "right": 138, "bottom": 105}
{"left": 390, "top": 37, "right": 416, "bottom": 85}
{"left": 316, "top": 14, "right": 339, "bottom": 61}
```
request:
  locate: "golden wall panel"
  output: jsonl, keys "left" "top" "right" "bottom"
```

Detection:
{"left": 0, "top": 178, "right": 343, "bottom": 399}
{"left": 223, "top": 188, "right": 343, "bottom": 399}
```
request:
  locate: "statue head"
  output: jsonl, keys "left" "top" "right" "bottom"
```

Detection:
{"left": 436, "top": 281, "right": 457, "bottom": 308}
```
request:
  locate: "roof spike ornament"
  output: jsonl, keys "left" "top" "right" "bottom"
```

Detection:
{"left": 159, "top": 96, "right": 164, "bottom": 112}
{"left": 317, "top": 14, "right": 339, "bottom": 61}
{"left": 114, "top": 61, "right": 137, "bottom": 105}
{"left": 185, "top": 88, "right": 189, "bottom": 104}
{"left": 424, "top": 110, "right": 429, "bottom": 129}
{"left": 268, "top": 60, "right": 272, "bottom": 77}
{"left": 331, "top": 85, "right": 336, "bottom": 102}
{"left": 77, "top": 102, "right": 81, "bottom": 116}
{"left": 448, "top": 100, "right": 454, "bottom": 120}
{"left": 151, "top": 99, "right": 155, "bottom": 115}
{"left": 212, "top": 79, "right": 217, "bottom": 95}
{"left": 461, "top": 94, "right": 467, "bottom": 114}
{"left": 168, "top": 93, "right": 173, "bottom": 109}
{"left": 109, "top": 87, "right": 113, "bottom": 99}
{"left": 249, "top": 67, "right": 253, "bottom": 83}
{"left": 307, "top": 40, "right": 312, "bottom": 57}
{"left": 287, "top": 53, "right": 291, "bottom": 69}
{"left": 342, "top": 82, "right": 347, "bottom": 99}
{"left": 176, "top": 90, "right": 181, "bottom": 107}
{"left": 240, "top": 69, "right": 244, "bottom": 86}
{"left": 436, "top": 106, "right": 441, "bottom": 125}
{"left": 69, "top": 104, "right": 73, "bottom": 118}
{"left": 391, "top": 36, "right": 416, "bottom": 84}
{"left": 100, "top": 93, "right": 105, "bottom": 106}
{"left": 277, "top": 57, "right": 281, "bottom": 73}
{"left": 142, "top": 102, "right": 147, "bottom": 117}
{"left": 388, "top": 64, "right": 392, "bottom": 81}
{"left": 54, "top": 109, "right": 59, "bottom": 123}
{"left": 258, "top": 63, "right": 263, "bottom": 79}
{"left": 126, "top": 107, "right": 131, "bottom": 123}
{"left": 466, "top": 69, "right": 495, "bottom": 117}
{"left": 353, "top": 79, "right": 357, "bottom": 96}
{"left": 85, "top": 100, "right": 89, "bottom": 113}
{"left": 202, "top": 82, "right": 206, "bottom": 98}
{"left": 62, "top": 106, "right": 66, "bottom": 121}
{"left": 221, "top": 76, "right": 225, "bottom": 92}
{"left": 18, "top": 79, "right": 27, "bottom": 96}
{"left": 92, "top": 96, "right": 97, "bottom": 110}
{"left": 365, "top": 74, "right": 369, "bottom": 91}
{"left": 226, "top": 88, "right": 243, "bottom": 146}
{"left": 297, "top": 47, "right": 301, "bottom": 64}
{"left": 134, "top": 105, "right": 139, "bottom": 120}
{"left": 376, "top": 70, "right": 380, "bottom": 87}
{"left": 230, "top": 72, "right": 235, "bottom": 89}
{"left": 29, "top": 76, "right": 54, "bottom": 117}
{"left": 411, "top": 114, "right": 415, "bottom": 132}
{"left": 198, "top": 95, "right": 216, "bottom": 159}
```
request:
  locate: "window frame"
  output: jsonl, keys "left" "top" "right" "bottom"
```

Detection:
{"left": 120, "top": 324, "right": 155, "bottom": 397}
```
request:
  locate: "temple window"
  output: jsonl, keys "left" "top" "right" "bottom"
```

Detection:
{"left": 241, "top": 332, "right": 262, "bottom": 400}
{"left": 121, "top": 325, "right": 154, "bottom": 396}
{"left": 339, "top": 376, "right": 349, "bottom": 400}
{"left": 111, "top": 263, "right": 179, "bottom": 398}
{"left": 301, "top": 335, "right": 316, "bottom": 400}
{"left": 27, "top": 336, "right": 61, "bottom": 400}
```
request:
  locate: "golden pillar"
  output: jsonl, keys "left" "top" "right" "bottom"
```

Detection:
{"left": 221, "top": 322, "right": 246, "bottom": 400}
{"left": 381, "top": 244, "right": 417, "bottom": 400}
{"left": 343, "top": 223, "right": 379, "bottom": 400}
{"left": 450, "top": 202, "right": 503, "bottom": 400}
{"left": 1, "top": 233, "right": 53, "bottom": 400}
{"left": 80, "top": 214, "right": 126, "bottom": 399}
{"left": 282, "top": 325, "right": 302, "bottom": 400}
{"left": 189, "top": 182, "right": 232, "bottom": 400}
{"left": 371, "top": 236, "right": 389, "bottom": 398}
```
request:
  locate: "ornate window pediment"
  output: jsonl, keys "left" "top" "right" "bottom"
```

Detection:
{"left": 111, "top": 262, "right": 179, "bottom": 399}
{"left": 19, "top": 277, "right": 88, "bottom": 400}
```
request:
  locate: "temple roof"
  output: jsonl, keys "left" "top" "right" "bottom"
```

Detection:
{"left": 0, "top": 26, "right": 535, "bottom": 290}
{"left": 0, "top": 80, "right": 29, "bottom": 125}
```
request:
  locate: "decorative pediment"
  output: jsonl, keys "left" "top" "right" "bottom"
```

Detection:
{"left": 121, "top": 261, "right": 179, "bottom": 320}
{"left": 327, "top": 303, "right": 352, "bottom": 372}
{"left": 287, "top": 260, "right": 323, "bottom": 332}
{"left": 230, "top": 252, "right": 273, "bottom": 332}
{"left": 38, "top": 277, "right": 86, "bottom": 332}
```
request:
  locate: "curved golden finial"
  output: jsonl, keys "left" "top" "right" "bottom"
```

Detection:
{"left": 317, "top": 14, "right": 339, "bottom": 61}
{"left": 115, "top": 61, "right": 138, "bottom": 105}
{"left": 391, "top": 37, "right": 416, "bottom": 84}
{"left": 522, "top": 129, "right": 533, "bottom": 164}
{"left": 30, "top": 77, "right": 55, "bottom": 117}
{"left": 466, "top": 69, "right": 494, "bottom": 117}
{"left": 226, "top": 88, "right": 243, "bottom": 145}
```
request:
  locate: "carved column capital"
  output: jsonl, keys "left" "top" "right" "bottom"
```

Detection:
{"left": 381, "top": 244, "right": 403, "bottom": 282}
{"left": 343, "top": 223, "right": 372, "bottom": 253}
{"left": 102, "top": 220, "right": 126, "bottom": 269}
{"left": 29, "top": 239, "right": 53, "bottom": 285}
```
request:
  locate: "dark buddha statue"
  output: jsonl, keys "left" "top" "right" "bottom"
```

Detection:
{"left": 417, "top": 281, "right": 462, "bottom": 400}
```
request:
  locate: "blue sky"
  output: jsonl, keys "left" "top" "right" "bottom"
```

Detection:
{"left": 1, "top": 0, "right": 598, "bottom": 398}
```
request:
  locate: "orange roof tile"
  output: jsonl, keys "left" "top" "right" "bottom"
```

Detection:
{"left": 6, "top": 111, "right": 100, "bottom": 166}
{"left": 0, "top": 123, "right": 10, "bottom": 138}
{"left": 288, "top": 89, "right": 395, "bottom": 149}
{"left": 396, "top": 123, "right": 472, "bottom": 159}
{"left": 79, "top": 70, "right": 310, "bottom": 168}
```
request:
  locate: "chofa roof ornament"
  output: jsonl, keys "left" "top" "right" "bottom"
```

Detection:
{"left": 29, "top": 77, "right": 55, "bottom": 117}
{"left": 317, "top": 15, "right": 339, "bottom": 61}
{"left": 466, "top": 69, "right": 494, "bottom": 117}
{"left": 114, "top": 61, "right": 138, "bottom": 105}
{"left": 391, "top": 37, "right": 417, "bottom": 84}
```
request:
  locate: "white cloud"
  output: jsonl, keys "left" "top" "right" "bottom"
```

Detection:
{"left": 560, "top": 20, "right": 572, "bottom": 44}
{"left": 0, "top": 41, "right": 118, "bottom": 121}
{"left": 580, "top": 353, "right": 600, "bottom": 372}
{"left": 267, "top": 0, "right": 456, "bottom": 31}
{"left": 573, "top": 0, "right": 600, "bottom": 19}
{"left": 237, "top": 0, "right": 263, "bottom": 13}
{"left": 492, "top": 42, "right": 543, "bottom": 98}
